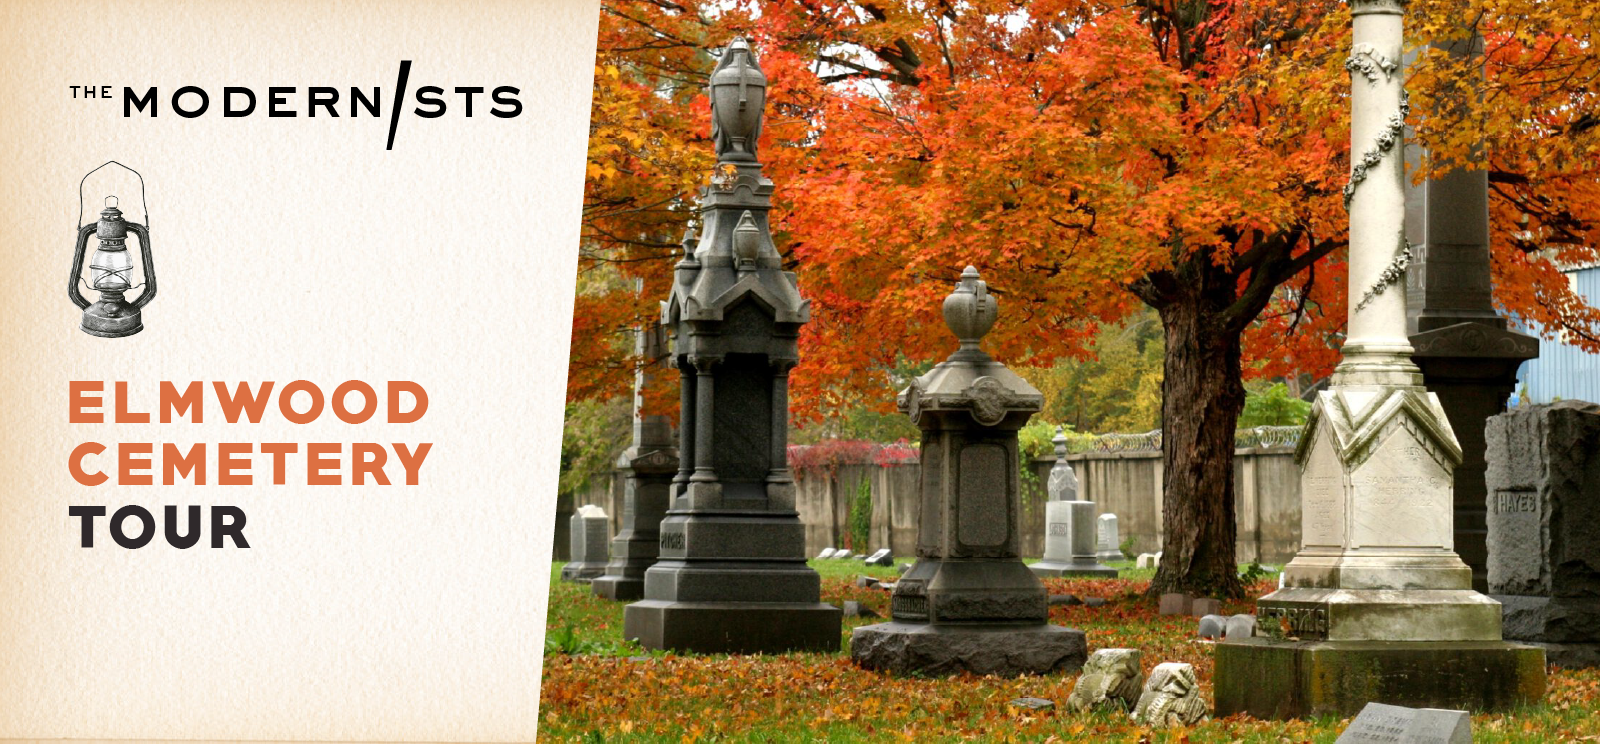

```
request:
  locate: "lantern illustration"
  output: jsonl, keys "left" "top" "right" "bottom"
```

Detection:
{"left": 68, "top": 162, "right": 156, "bottom": 337}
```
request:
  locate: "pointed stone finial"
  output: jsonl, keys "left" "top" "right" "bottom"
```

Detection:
{"left": 942, "top": 266, "right": 998, "bottom": 359}
{"left": 1053, "top": 425, "right": 1069, "bottom": 459}
{"left": 710, "top": 37, "right": 766, "bottom": 163}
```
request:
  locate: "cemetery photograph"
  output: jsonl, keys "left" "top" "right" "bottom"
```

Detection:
{"left": 545, "top": 0, "right": 1600, "bottom": 740}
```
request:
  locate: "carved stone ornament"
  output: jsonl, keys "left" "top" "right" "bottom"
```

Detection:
{"left": 1132, "top": 662, "right": 1209, "bottom": 727}
{"left": 965, "top": 376, "right": 1014, "bottom": 426}
{"left": 1067, "top": 648, "right": 1144, "bottom": 713}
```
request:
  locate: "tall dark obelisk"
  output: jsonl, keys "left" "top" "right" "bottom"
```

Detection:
{"left": 1404, "top": 31, "right": 1539, "bottom": 592}
{"left": 622, "top": 38, "right": 841, "bottom": 654}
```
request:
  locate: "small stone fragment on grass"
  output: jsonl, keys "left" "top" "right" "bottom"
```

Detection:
{"left": 1083, "top": 597, "right": 1108, "bottom": 608}
{"left": 1132, "top": 662, "right": 1208, "bottom": 727}
{"left": 842, "top": 600, "right": 881, "bottom": 619}
{"left": 1067, "top": 648, "right": 1143, "bottom": 713}
{"left": 1008, "top": 697, "right": 1055, "bottom": 712}
{"left": 1049, "top": 594, "right": 1082, "bottom": 606}
{"left": 855, "top": 575, "right": 880, "bottom": 588}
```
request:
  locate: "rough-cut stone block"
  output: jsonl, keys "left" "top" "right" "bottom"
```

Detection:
{"left": 1066, "top": 648, "right": 1142, "bottom": 713}
{"left": 1214, "top": 637, "right": 1546, "bottom": 718}
{"left": 1335, "top": 702, "right": 1470, "bottom": 743}
{"left": 1191, "top": 598, "right": 1223, "bottom": 618}
{"left": 851, "top": 622, "right": 1087, "bottom": 677}
{"left": 1198, "top": 614, "right": 1227, "bottom": 640}
{"left": 1158, "top": 593, "right": 1191, "bottom": 616}
{"left": 1133, "top": 662, "right": 1207, "bottom": 727}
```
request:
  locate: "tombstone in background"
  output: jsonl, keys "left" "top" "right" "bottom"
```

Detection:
{"left": 1095, "top": 513, "right": 1122, "bottom": 564}
{"left": 1213, "top": 0, "right": 1544, "bottom": 718}
{"left": 851, "top": 268, "right": 1087, "bottom": 676}
{"left": 593, "top": 323, "right": 679, "bottom": 601}
{"left": 1404, "top": 28, "right": 1538, "bottom": 592}
{"left": 623, "top": 38, "right": 840, "bottom": 654}
{"left": 1485, "top": 401, "right": 1600, "bottom": 668}
{"left": 559, "top": 505, "right": 610, "bottom": 583}
{"left": 1031, "top": 428, "right": 1117, "bottom": 578}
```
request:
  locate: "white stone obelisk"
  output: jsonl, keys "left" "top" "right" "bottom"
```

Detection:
{"left": 1263, "top": 0, "right": 1496, "bottom": 642}
{"left": 1216, "top": 2, "right": 1544, "bottom": 718}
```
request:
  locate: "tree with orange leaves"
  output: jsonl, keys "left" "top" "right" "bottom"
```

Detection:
{"left": 572, "top": 0, "right": 1600, "bottom": 597}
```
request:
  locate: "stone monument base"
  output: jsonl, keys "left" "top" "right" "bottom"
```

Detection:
{"left": 1214, "top": 637, "right": 1545, "bottom": 718}
{"left": 623, "top": 600, "right": 842, "bottom": 654}
{"left": 560, "top": 561, "right": 606, "bottom": 583}
{"left": 1496, "top": 594, "right": 1600, "bottom": 668}
{"left": 851, "top": 622, "right": 1087, "bottom": 677}
{"left": 1029, "top": 560, "right": 1118, "bottom": 579}
{"left": 589, "top": 574, "right": 644, "bottom": 601}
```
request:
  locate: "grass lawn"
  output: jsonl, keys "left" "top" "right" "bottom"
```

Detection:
{"left": 539, "top": 560, "right": 1600, "bottom": 742}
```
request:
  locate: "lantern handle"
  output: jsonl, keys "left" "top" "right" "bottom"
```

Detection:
{"left": 127, "top": 222, "right": 157, "bottom": 309}
{"left": 77, "top": 161, "right": 149, "bottom": 230}
{"left": 67, "top": 223, "right": 96, "bottom": 310}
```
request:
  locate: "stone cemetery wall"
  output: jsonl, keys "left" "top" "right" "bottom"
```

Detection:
{"left": 556, "top": 439, "right": 1300, "bottom": 563}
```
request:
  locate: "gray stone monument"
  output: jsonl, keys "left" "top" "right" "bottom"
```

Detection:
{"left": 1096, "top": 513, "right": 1122, "bottom": 564}
{"left": 559, "top": 504, "right": 610, "bottom": 583}
{"left": 1031, "top": 428, "right": 1117, "bottom": 578}
{"left": 1214, "top": 0, "right": 1544, "bottom": 718}
{"left": 1405, "top": 28, "right": 1538, "bottom": 592}
{"left": 850, "top": 268, "right": 1087, "bottom": 676}
{"left": 622, "top": 38, "right": 840, "bottom": 654}
{"left": 593, "top": 323, "right": 679, "bottom": 601}
{"left": 1485, "top": 401, "right": 1600, "bottom": 668}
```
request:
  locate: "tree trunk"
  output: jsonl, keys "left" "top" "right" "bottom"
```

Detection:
{"left": 1149, "top": 296, "right": 1248, "bottom": 599}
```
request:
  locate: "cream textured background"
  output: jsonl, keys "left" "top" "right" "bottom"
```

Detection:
{"left": 0, "top": 1, "right": 597, "bottom": 739}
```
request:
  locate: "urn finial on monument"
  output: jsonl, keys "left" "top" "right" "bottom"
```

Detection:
{"left": 710, "top": 37, "right": 766, "bottom": 163}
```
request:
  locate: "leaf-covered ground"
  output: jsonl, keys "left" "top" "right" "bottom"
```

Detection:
{"left": 540, "top": 560, "right": 1600, "bottom": 742}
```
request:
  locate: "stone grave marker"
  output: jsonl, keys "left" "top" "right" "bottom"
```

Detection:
{"left": 1096, "top": 513, "right": 1122, "bottom": 563}
{"left": 622, "top": 38, "right": 840, "bottom": 654}
{"left": 559, "top": 505, "right": 610, "bottom": 583}
{"left": 592, "top": 327, "right": 678, "bottom": 601}
{"left": 1191, "top": 598, "right": 1223, "bottom": 618}
{"left": 865, "top": 548, "right": 893, "bottom": 566}
{"left": 1198, "top": 615, "right": 1227, "bottom": 640}
{"left": 816, "top": 547, "right": 837, "bottom": 559}
{"left": 1031, "top": 434, "right": 1119, "bottom": 579}
{"left": 1224, "top": 614, "right": 1256, "bottom": 642}
{"left": 1158, "top": 593, "right": 1191, "bottom": 616}
{"left": 851, "top": 268, "right": 1087, "bottom": 677}
{"left": 1137, "top": 553, "right": 1159, "bottom": 569}
{"left": 1334, "top": 702, "right": 1470, "bottom": 744}
{"left": 1485, "top": 400, "right": 1600, "bottom": 667}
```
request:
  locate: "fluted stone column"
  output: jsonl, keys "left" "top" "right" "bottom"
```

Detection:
{"left": 622, "top": 38, "right": 840, "bottom": 654}
{"left": 1214, "top": 0, "right": 1545, "bottom": 718}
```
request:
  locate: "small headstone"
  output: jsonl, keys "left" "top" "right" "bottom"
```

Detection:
{"left": 865, "top": 548, "right": 893, "bottom": 566}
{"left": 1278, "top": 571, "right": 1286, "bottom": 589}
{"left": 842, "top": 600, "right": 881, "bottom": 619}
{"left": 1095, "top": 513, "right": 1123, "bottom": 563}
{"left": 1224, "top": 614, "right": 1256, "bottom": 642}
{"left": 1066, "top": 648, "right": 1143, "bottom": 713}
{"left": 1335, "top": 702, "right": 1470, "bottom": 744}
{"left": 855, "top": 575, "right": 879, "bottom": 588}
{"left": 558, "top": 504, "right": 610, "bottom": 583}
{"left": 1158, "top": 593, "right": 1192, "bottom": 616}
{"left": 1137, "top": 553, "right": 1160, "bottom": 569}
{"left": 876, "top": 582, "right": 896, "bottom": 592}
{"left": 816, "top": 547, "right": 837, "bottom": 559}
{"left": 1049, "top": 594, "right": 1082, "bottom": 606}
{"left": 1083, "top": 597, "right": 1108, "bottom": 608}
{"left": 1197, "top": 614, "right": 1227, "bottom": 640}
{"left": 1008, "top": 697, "right": 1055, "bottom": 712}
{"left": 898, "top": 563, "right": 912, "bottom": 574}
{"left": 1190, "top": 598, "right": 1223, "bottom": 618}
{"left": 1132, "top": 662, "right": 1208, "bottom": 727}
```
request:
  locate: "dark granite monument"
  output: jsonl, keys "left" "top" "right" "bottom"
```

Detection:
{"left": 1404, "top": 30, "right": 1539, "bottom": 592}
{"left": 1485, "top": 401, "right": 1600, "bottom": 668}
{"left": 850, "top": 267, "right": 1088, "bottom": 676}
{"left": 622, "top": 38, "right": 841, "bottom": 654}
{"left": 593, "top": 323, "right": 679, "bottom": 601}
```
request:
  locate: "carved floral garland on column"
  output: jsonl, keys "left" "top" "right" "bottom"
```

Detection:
{"left": 1343, "top": 43, "right": 1414, "bottom": 313}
